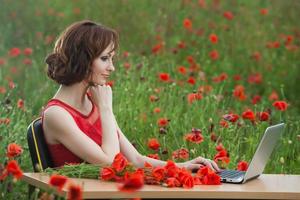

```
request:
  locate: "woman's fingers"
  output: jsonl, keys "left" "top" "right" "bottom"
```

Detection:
{"left": 210, "top": 160, "right": 221, "bottom": 172}
{"left": 202, "top": 159, "right": 215, "bottom": 172}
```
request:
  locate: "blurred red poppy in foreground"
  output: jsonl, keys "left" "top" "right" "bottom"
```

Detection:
{"left": 49, "top": 174, "right": 68, "bottom": 191}
{"left": 67, "top": 183, "right": 82, "bottom": 200}
{"left": 118, "top": 171, "right": 144, "bottom": 192}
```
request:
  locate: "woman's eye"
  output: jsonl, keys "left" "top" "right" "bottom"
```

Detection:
{"left": 100, "top": 56, "right": 109, "bottom": 61}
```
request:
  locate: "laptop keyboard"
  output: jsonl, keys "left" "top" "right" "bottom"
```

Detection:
{"left": 218, "top": 170, "right": 245, "bottom": 179}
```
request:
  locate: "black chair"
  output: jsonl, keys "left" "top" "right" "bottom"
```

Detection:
{"left": 27, "top": 117, "right": 54, "bottom": 198}
{"left": 27, "top": 117, "right": 54, "bottom": 172}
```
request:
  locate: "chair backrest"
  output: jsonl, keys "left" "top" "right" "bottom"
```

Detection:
{"left": 27, "top": 117, "right": 54, "bottom": 172}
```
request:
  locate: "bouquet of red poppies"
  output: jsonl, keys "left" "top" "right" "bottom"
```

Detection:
{"left": 46, "top": 152, "right": 222, "bottom": 193}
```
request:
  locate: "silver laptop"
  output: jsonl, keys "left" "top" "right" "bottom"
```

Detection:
{"left": 218, "top": 123, "right": 285, "bottom": 184}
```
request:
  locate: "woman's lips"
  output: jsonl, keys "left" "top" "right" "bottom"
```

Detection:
{"left": 102, "top": 74, "right": 110, "bottom": 78}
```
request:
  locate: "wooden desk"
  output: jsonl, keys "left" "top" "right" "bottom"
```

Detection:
{"left": 22, "top": 173, "right": 300, "bottom": 199}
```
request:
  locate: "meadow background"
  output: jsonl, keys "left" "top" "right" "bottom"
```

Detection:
{"left": 0, "top": 0, "right": 300, "bottom": 198}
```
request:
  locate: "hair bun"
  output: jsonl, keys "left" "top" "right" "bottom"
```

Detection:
{"left": 45, "top": 53, "right": 67, "bottom": 82}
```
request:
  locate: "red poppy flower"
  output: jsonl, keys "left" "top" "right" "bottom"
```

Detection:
{"left": 214, "top": 149, "right": 230, "bottom": 164}
{"left": 153, "top": 107, "right": 161, "bottom": 113}
{"left": 9, "top": 47, "right": 21, "bottom": 57}
{"left": 187, "top": 77, "right": 196, "bottom": 85}
{"left": 187, "top": 93, "right": 202, "bottom": 104}
{"left": 152, "top": 43, "right": 163, "bottom": 54}
{"left": 0, "top": 118, "right": 10, "bottom": 125}
{"left": 112, "top": 153, "right": 128, "bottom": 172}
{"left": 260, "top": 8, "right": 268, "bottom": 15}
{"left": 172, "top": 148, "right": 189, "bottom": 160}
{"left": 152, "top": 167, "right": 165, "bottom": 181}
{"left": 67, "top": 183, "right": 82, "bottom": 200}
{"left": 237, "top": 161, "right": 248, "bottom": 171}
{"left": 9, "top": 81, "right": 15, "bottom": 89}
{"left": 149, "top": 95, "right": 159, "bottom": 102}
{"left": 118, "top": 172, "right": 144, "bottom": 192}
{"left": 0, "top": 58, "right": 5, "bottom": 65}
{"left": 209, "top": 34, "right": 218, "bottom": 44}
{"left": 269, "top": 91, "right": 279, "bottom": 101}
{"left": 164, "top": 160, "right": 178, "bottom": 177}
{"left": 0, "top": 169, "right": 8, "bottom": 181}
{"left": 147, "top": 138, "right": 160, "bottom": 150}
{"left": 210, "top": 132, "right": 218, "bottom": 142}
{"left": 157, "top": 118, "right": 169, "bottom": 127}
{"left": 251, "top": 51, "right": 261, "bottom": 61}
{"left": 6, "top": 160, "right": 23, "bottom": 180}
{"left": 252, "top": 95, "right": 261, "bottom": 105}
{"left": 202, "top": 172, "right": 221, "bottom": 185}
{"left": 198, "top": 0, "right": 206, "bottom": 8}
{"left": 197, "top": 85, "right": 211, "bottom": 94}
{"left": 165, "top": 177, "right": 181, "bottom": 187}
{"left": 219, "top": 120, "right": 229, "bottom": 128}
{"left": 215, "top": 143, "right": 225, "bottom": 151}
{"left": 193, "top": 176, "right": 203, "bottom": 185}
{"left": 147, "top": 153, "right": 160, "bottom": 160}
{"left": 183, "top": 18, "right": 192, "bottom": 30}
{"left": 285, "top": 35, "right": 293, "bottom": 46}
{"left": 186, "top": 55, "right": 195, "bottom": 64}
{"left": 22, "top": 58, "right": 32, "bottom": 65}
{"left": 267, "top": 41, "right": 280, "bottom": 48}
{"left": 242, "top": 109, "right": 255, "bottom": 121}
{"left": 272, "top": 101, "right": 288, "bottom": 111}
{"left": 209, "top": 50, "right": 219, "bottom": 60}
{"left": 185, "top": 132, "right": 204, "bottom": 144}
{"left": 49, "top": 174, "right": 68, "bottom": 191}
{"left": 158, "top": 73, "right": 170, "bottom": 82}
{"left": 100, "top": 167, "right": 115, "bottom": 181}
{"left": 223, "top": 113, "right": 239, "bottom": 123}
{"left": 196, "top": 166, "right": 211, "bottom": 177}
{"left": 233, "top": 85, "right": 247, "bottom": 101}
{"left": 123, "top": 62, "right": 131, "bottom": 70}
{"left": 177, "top": 66, "right": 187, "bottom": 75}
{"left": 7, "top": 143, "right": 23, "bottom": 158}
{"left": 257, "top": 112, "right": 269, "bottom": 121}
{"left": 248, "top": 73, "right": 262, "bottom": 84}
{"left": 233, "top": 74, "right": 241, "bottom": 81}
{"left": 177, "top": 41, "right": 186, "bottom": 49}
{"left": 178, "top": 172, "right": 194, "bottom": 188}
{"left": 17, "top": 99, "right": 24, "bottom": 109}
{"left": 0, "top": 86, "right": 6, "bottom": 94}
{"left": 223, "top": 11, "right": 234, "bottom": 20}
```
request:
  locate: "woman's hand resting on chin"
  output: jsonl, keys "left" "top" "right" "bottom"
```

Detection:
{"left": 89, "top": 85, "right": 113, "bottom": 112}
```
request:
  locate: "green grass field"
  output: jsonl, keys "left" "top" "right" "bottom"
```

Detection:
{"left": 0, "top": 0, "right": 300, "bottom": 198}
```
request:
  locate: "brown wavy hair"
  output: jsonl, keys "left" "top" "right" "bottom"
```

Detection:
{"left": 45, "top": 20, "right": 119, "bottom": 85}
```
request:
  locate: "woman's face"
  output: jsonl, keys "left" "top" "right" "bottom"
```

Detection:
{"left": 89, "top": 43, "right": 115, "bottom": 86}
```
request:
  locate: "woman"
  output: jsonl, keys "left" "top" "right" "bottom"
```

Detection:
{"left": 42, "top": 20, "right": 220, "bottom": 172}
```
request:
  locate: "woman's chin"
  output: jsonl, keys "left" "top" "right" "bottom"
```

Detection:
{"left": 98, "top": 80, "right": 107, "bottom": 86}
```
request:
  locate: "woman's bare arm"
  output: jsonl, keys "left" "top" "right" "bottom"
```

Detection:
{"left": 113, "top": 115, "right": 184, "bottom": 168}
{"left": 43, "top": 106, "right": 118, "bottom": 164}
{"left": 114, "top": 114, "right": 219, "bottom": 171}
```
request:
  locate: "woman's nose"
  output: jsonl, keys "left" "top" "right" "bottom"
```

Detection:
{"left": 108, "top": 63, "right": 115, "bottom": 72}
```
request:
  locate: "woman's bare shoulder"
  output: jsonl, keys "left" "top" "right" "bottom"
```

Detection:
{"left": 43, "top": 105, "right": 76, "bottom": 133}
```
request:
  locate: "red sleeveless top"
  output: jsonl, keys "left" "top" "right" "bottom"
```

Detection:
{"left": 41, "top": 95, "right": 119, "bottom": 167}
